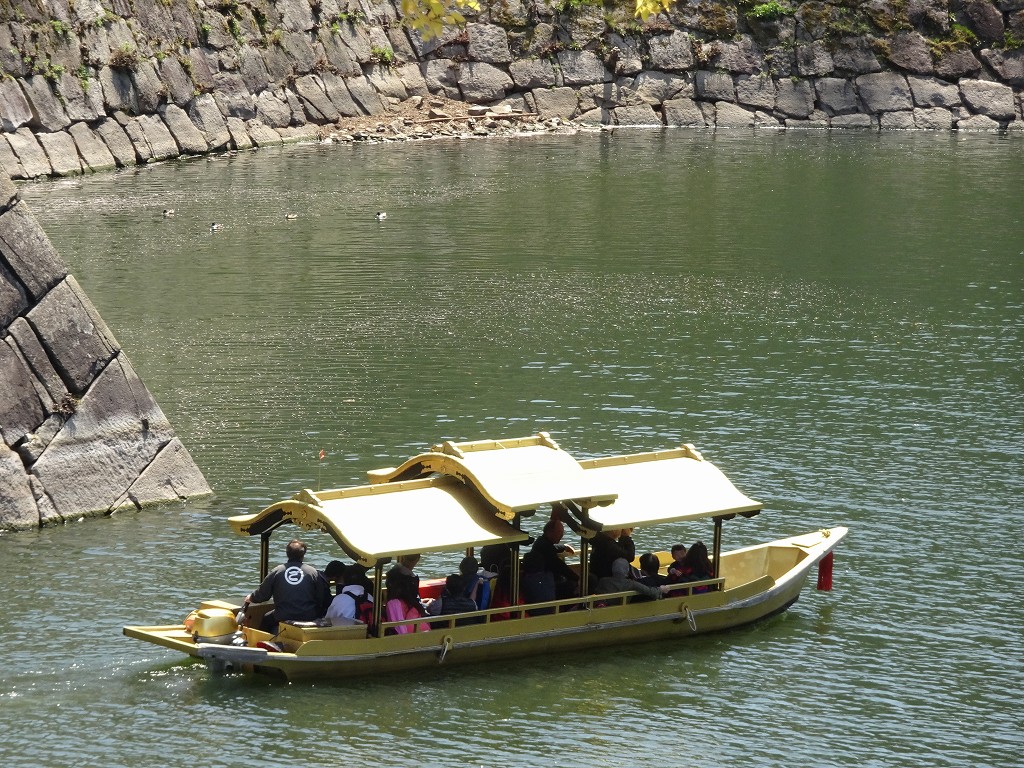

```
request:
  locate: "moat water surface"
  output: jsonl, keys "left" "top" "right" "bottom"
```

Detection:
{"left": 7, "top": 129, "right": 1023, "bottom": 767}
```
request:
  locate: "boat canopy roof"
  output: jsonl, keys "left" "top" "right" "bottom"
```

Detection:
{"left": 230, "top": 433, "right": 761, "bottom": 563}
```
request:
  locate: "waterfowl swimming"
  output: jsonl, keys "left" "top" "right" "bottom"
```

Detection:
{"left": 210, "top": 222, "right": 224, "bottom": 232}
{"left": 163, "top": 209, "right": 175, "bottom": 217}
{"left": 285, "top": 213, "right": 298, "bottom": 220}
{"left": 375, "top": 211, "right": 387, "bottom": 221}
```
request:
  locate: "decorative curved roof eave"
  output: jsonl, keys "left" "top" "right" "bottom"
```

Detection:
{"left": 364, "top": 432, "right": 619, "bottom": 520}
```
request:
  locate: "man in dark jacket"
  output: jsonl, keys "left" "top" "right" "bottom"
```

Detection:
{"left": 527, "top": 519, "right": 580, "bottom": 600}
{"left": 244, "top": 539, "right": 330, "bottom": 632}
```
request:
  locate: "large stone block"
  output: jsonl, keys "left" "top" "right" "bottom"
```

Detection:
{"left": 345, "top": 74, "right": 387, "bottom": 115}
{"left": 630, "top": 71, "right": 692, "bottom": 105}
{"left": 20, "top": 75, "right": 72, "bottom": 132}
{"left": 856, "top": 72, "right": 913, "bottom": 112}
{"left": 0, "top": 200, "right": 66, "bottom": 302}
{"left": 212, "top": 73, "right": 257, "bottom": 120}
{"left": 319, "top": 73, "right": 362, "bottom": 118}
{"left": 959, "top": 79, "right": 1017, "bottom": 119}
{"left": 0, "top": 442, "right": 37, "bottom": 531}
{"left": 365, "top": 64, "right": 409, "bottom": 101}
{"left": 26, "top": 275, "right": 119, "bottom": 394}
{"left": 510, "top": 60, "right": 559, "bottom": 89}
{"left": 816, "top": 77, "right": 860, "bottom": 115}
{"left": 136, "top": 114, "right": 179, "bottom": 160}
{"left": 695, "top": 71, "right": 735, "bottom": 102}
{"left": 613, "top": 103, "right": 661, "bottom": 125}
{"left": 161, "top": 104, "right": 209, "bottom": 154}
{"left": 736, "top": 74, "right": 777, "bottom": 110}
{"left": 0, "top": 77, "right": 34, "bottom": 132}
{"left": 36, "top": 131, "right": 84, "bottom": 177}
{"left": 55, "top": 71, "right": 106, "bottom": 122}
{"left": 663, "top": 97, "right": 708, "bottom": 127}
{"left": 29, "top": 353, "right": 177, "bottom": 519}
{"left": 648, "top": 31, "right": 694, "bottom": 72}
{"left": 712, "top": 34, "right": 763, "bottom": 74}
{"left": 7, "top": 127, "right": 53, "bottom": 178}
{"left": 94, "top": 118, "right": 138, "bottom": 167}
{"left": 456, "top": 62, "right": 514, "bottom": 104}
{"left": 980, "top": 48, "right": 1024, "bottom": 86}
{"left": 468, "top": 23, "right": 513, "bottom": 65}
{"left": 0, "top": 137, "right": 26, "bottom": 179}
{"left": 908, "top": 76, "right": 961, "bottom": 108}
{"left": 111, "top": 437, "right": 211, "bottom": 512}
{"left": 0, "top": 338, "right": 46, "bottom": 446}
{"left": 776, "top": 78, "right": 815, "bottom": 118}
{"left": 6, "top": 316, "right": 66, "bottom": 404}
{"left": 714, "top": 101, "right": 756, "bottom": 128}
{"left": 532, "top": 87, "right": 579, "bottom": 120}
{"left": 294, "top": 75, "right": 341, "bottom": 122}
{"left": 556, "top": 50, "right": 611, "bottom": 86}
{"left": 159, "top": 55, "right": 197, "bottom": 107}
{"left": 188, "top": 94, "right": 232, "bottom": 149}
{"left": 99, "top": 66, "right": 140, "bottom": 114}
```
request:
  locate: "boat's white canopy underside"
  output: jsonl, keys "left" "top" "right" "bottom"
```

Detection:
{"left": 229, "top": 433, "right": 762, "bottom": 565}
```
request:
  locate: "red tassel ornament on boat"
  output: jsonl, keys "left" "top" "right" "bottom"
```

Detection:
{"left": 817, "top": 551, "right": 834, "bottom": 591}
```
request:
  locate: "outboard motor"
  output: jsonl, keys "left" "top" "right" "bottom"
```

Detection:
{"left": 190, "top": 608, "right": 239, "bottom": 644}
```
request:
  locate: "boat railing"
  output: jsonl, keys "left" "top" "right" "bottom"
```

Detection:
{"left": 381, "top": 579, "right": 727, "bottom": 633}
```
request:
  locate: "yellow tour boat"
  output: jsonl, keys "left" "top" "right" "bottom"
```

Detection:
{"left": 124, "top": 433, "right": 847, "bottom": 680}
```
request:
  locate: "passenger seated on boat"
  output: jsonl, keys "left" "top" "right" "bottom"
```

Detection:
{"left": 479, "top": 541, "right": 518, "bottom": 613}
{"left": 384, "top": 567, "right": 430, "bottom": 634}
{"left": 322, "top": 560, "right": 347, "bottom": 597}
{"left": 672, "top": 541, "right": 713, "bottom": 592}
{"left": 243, "top": 539, "right": 332, "bottom": 633}
{"left": 595, "top": 558, "right": 670, "bottom": 603}
{"left": 387, "top": 554, "right": 423, "bottom": 602}
{"left": 589, "top": 528, "right": 637, "bottom": 585}
{"left": 666, "top": 544, "right": 688, "bottom": 583}
{"left": 528, "top": 519, "right": 580, "bottom": 600}
{"left": 325, "top": 564, "right": 375, "bottom": 625}
{"left": 426, "top": 574, "right": 484, "bottom": 626}
{"left": 637, "top": 553, "right": 667, "bottom": 588}
{"left": 459, "top": 556, "right": 496, "bottom": 610}
{"left": 520, "top": 550, "right": 556, "bottom": 615}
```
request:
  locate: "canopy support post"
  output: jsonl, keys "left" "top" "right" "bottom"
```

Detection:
{"left": 712, "top": 516, "right": 723, "bottom": 580}
{"left": 259, "top": 532, "right": 271, "bottom": 582}
{"left": 372, "top": 560, "right": 385, "bottom": 637}
{"left": 580, "top": 538, "right": 591, "bottom": 595}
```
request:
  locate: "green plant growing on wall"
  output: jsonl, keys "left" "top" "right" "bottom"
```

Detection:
{"left": 227, "top": 16, "right": 244, "bottom": 43}
{"left": 928, "top": 23, "right": 978, "bottom": 55}
{"left": 109, "top": 43, "right": 140, "bottom": 71}
{"left": 370, "top": 46, "right": 396, "bottom": 65}
{"left": 745, "top": 1, "right": 791, "bottom": 20}
{"left": 49, "top": 19, "right": 72, "bottom": 36}
{"left": 33, "top": 58, "right": 66, "bottom": 83}
{"left": 1001, "top": 30, "right": 1024, "bottom": 50}
{"left": 76, "top": 65, "right": 91, "bottom": 90}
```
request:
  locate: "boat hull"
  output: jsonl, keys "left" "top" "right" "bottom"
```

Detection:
{"left": 124, "top": 527, "right": 846, "bottom": 681}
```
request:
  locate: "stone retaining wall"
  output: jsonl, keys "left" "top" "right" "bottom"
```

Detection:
{"left": 0, "top": 0, "right": 1022, "bottom": 178}
{"left": 0, "top": 174, "right": 210, "bottom": 530}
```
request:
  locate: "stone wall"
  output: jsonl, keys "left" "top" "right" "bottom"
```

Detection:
{"left": 0, "top": 0, "right": 1022, "bottom": 178}
{"left": 0, "top": 173, "right": 210, "bottom": 530}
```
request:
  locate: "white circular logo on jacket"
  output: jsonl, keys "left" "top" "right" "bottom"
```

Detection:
{"left": 284, "top": 566, "right": 305, "bottom": 585}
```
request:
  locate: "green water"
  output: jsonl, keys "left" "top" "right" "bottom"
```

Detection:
{"left": 6, "top": 129, "right": 1023, "bottom": 767}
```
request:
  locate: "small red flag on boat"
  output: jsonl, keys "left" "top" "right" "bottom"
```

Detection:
{"left": 817, "top": 551, "right": 834, "bottom": 591}
{"left": 319, "top": 449, "right": 326, "bottom": 461}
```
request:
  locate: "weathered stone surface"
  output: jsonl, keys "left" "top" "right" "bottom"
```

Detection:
{"left": 131, "top": 61, "right": 165, "bottom": 114}
{"left": 648, "top": 31, "right": 694, "bottom": 72}
{"left": 26, "top": 276, "right": 119, "bottom": 394}
{"left": 188, "top": 94, "right": 231, "bottom": 149}
{"left": 99, "top": 66, "right": 140, "bottom": 114}
{"left": 159, "top": 55, "right": 196, "bottom": 107}
{"left": 856, "top": 72, "right": 913, "bottom": 112}
{"left": 111, "top": 436, "right": 211, "bottom": 512}
{"left": 532, "top": 87, "right": 580, "bottom": 120}
{"left": 245, "top": 119, "right": 284, "bottom": 146}
{"left": 776, "top": 78, "right": 815, "bottom": 118}
{"left": 238, "top": 45, "right": 272, "bottom": 93}
{"left": 663, "top": 97, "right": 707, "bottom": 127}
{"left": 0, "top": 172, "right": 16, "bottom": 210}
{"left": 30, "top": 353, "right": 177, "bottom": 519}
{"left": 280, "top": 30, "right": 317, "bottom": 73}
{"left": 365, "top": 64, "right": 409, "bottom": 101}
{"left": 396, "top": 63, "right": 430, "bottom": 97}
{"left": 294, "top": 75, "right": 341, "bottom": 122}
{"left": 887, "top": 31, "right": 934, "bottom": 74}
{"left": 255, "top": 90, "right": 294, "bottom": 127}
{"left": 0, "top": 200, "right": 66, "bottom": 302}
{"left": 6, "top": 127, "right": 51, "bottom": 178}
{"left": 630, "top": 71, "right": 691, "bottom": 105}
{"left": 957, "top": 113, "right": 1001, "bottom": 130}
{"left": 68, "top": 123, "right": 116, "bottom": 172}
{"left": 226, "top": 117, "right": 254, "bottom": 149}
{"left": 0, "top": 76, "right": 32, "bottom": 132}
{"left": 914, "top": 107, "right": 954, "bottom": 130}
{"left": 122, "top": 117, "right": 154, "bottom": 162}
{"left": 819, "top": 77, "right": 860, "bottom": 115}
{"left": 0, "top": 262, "right": 28, "bottom": 329}
{"left": 580, "top": 82, "right": 644, "bottom": 110}
{"left": 712, "top": 34, "right": 763, "bottom": 74}
{"left": 606, "top": 34, "right": 644, "bottom": 76}
{"left": 345, "top": 75, "right": 387, "bottom": 115}
{"left": 796, "top": 42, "right": 834, "bottom": 77}
{"left": 36, "top": 132, "right": 82, "bottom": 177}
{"left": 94, "top": 118, "right": 138, "bottom": 167}
{"left": 321, "top": 31, "right": 363, "bottom": 78}
{"left": 957, "top": 0, "right": 1004, "bottom": 44}
{"left": 510, "top": 59, "right": 559, "bottom": 89}
{"left": 0, "top": 338, "right": 46, "bottom": 446}
{"left": 279, "top": 0, "right": 315, "bottom": 32}
{"left": 20, "top": 75, "right": 72, "bottom": 132}
{"left": 423, "top": 60, "right": 460, "bottom": 99}
{"left": 556, "top": 50, "right": 611, "bottom": 86}
{"left": 212, "top": 73, "right": 257, "bottom": 120}
{"left": 320, "top": 73, "right": 362, "bottom": 118}
{"left": 695, "top": 71, "right": 735, "bottom": 102}
{"left": 468, "top": 23, "right": 512, "bottom": 65}
{"left": 0, "top": 441, "right": 36, "bottom": 531}
{"left": 6, "top": 317, "right": 65, "bottom": 404}
{"left": 908, "top": 76, "right": 961, "bottom": 108}
{"left": 0, "top": 138, "right": 26, "bottom": 179}
{"left": 832, "top": 37, "right": 883, "bottom": 75}
{"left": 831, "top": 113, "right": 875, "bottom": 128}
{"left": 613, "top": 103, "right": 661, "bottom": 125}
{"left": 710, "top": 102, "right": 754, "bottom": 128}
{"left": 54, "top": 72, "right": 106, "bottom": 123}
{"left": 879, "top": 110, "right": 916, "bottom": 129}
{"left": 136, "top": 114, "right": 179, "bottom": 160}
{"left": 736, "top": 75, "right": 777, "bottom": 110}
{"left": 959, "top": 80, "right": 1017, "bottom": 120}
{"left": 456, "top": 62, "right": 514, "bottom": 104}
{"left": 161, "top": 104, "right": 208, "bottom": 154}
{"left": 980, "top": 48, "right": 1024, "bottom": 86}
